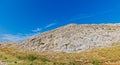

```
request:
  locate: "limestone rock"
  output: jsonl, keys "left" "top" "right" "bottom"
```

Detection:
{"left": 19, "top": 24, "right": 120, "bottom": 52}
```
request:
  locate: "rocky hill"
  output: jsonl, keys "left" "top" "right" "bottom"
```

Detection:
{"left": 19, "top": 24, "right": 120, "bottom": 52}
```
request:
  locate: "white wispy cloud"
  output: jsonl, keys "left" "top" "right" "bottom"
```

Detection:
{"left": 32, "top": 23, "right": 57, "bottom": 33}
{"left": 0, "top": 33, "right": 35, "bottom": 42}
{"left": 45, "top": 23, "right": 56, "bottom": 28}
{"left": 67, "top": 15, "right": 93, "bottom": 22}
{"left": 0, "top": 23, "right": 57, "bottom": 42}
{"left": 32, "top": 28, "right": 42, "bottom": 32}
{"left": 66, "top": 9, "right": 113, "bottom": 23}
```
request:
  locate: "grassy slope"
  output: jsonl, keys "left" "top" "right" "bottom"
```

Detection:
{"left": 0, "top": 43, "right": 120, "bottom": 65}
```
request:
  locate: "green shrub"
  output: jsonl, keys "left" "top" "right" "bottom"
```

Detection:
{"left": 40, "top": 57, "right": 50, "bottom": 62}
{"left": 27, "top": 55, "right": 37, "bottom": 61}
{"left": 14, "top": 61, "right": 17, "bottom": 64}
{"left": 92, "top": 60, "right": 100, "bottom": 65}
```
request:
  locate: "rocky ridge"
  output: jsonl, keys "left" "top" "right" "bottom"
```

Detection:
{"left": 19, "top": 24, "right": 120, "bottom": 52}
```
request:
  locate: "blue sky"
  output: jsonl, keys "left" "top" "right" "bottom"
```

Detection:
{"left": 0, "top": 0, "right": 120, "bottom": 42}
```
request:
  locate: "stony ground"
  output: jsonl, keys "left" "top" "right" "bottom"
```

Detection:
{"left": 19, "top": 24, "right": 120, "bottom": 52}
{"left": 0, "top": 61, "right": 7, "bottom": 65}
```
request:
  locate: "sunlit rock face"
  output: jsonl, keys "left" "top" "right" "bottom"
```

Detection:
{"left": 19, "top": 23, "right": 120, "bottom": 52}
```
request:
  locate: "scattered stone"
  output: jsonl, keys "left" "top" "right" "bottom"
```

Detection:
{"left": 19, "top": 24, "right": 120, "bottom": 52}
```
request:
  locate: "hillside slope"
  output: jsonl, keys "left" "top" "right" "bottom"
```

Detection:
{"left": 19, "top": 24, "right": 120, "bottom": 52}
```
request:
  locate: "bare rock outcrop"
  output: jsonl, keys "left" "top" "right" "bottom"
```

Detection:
{"left": 19, "top": 24, "right": 120, "bottom": 52}
{"left": 0, "top": 61, "right": 7, "bottom": 65}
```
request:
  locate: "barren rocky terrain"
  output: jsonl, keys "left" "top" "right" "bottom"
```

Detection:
{"left": 1, "top": 24, "right": 120, "bottom": 65}
{"left": 19, "top": 24, "right": 120, "bottom": 52}
{"left": 0, "top": 61, "right": 7, "bottom": 65}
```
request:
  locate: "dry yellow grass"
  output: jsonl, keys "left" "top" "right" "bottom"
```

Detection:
{"left": 1, "top": 43, "right": 120, "bottom": 65}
